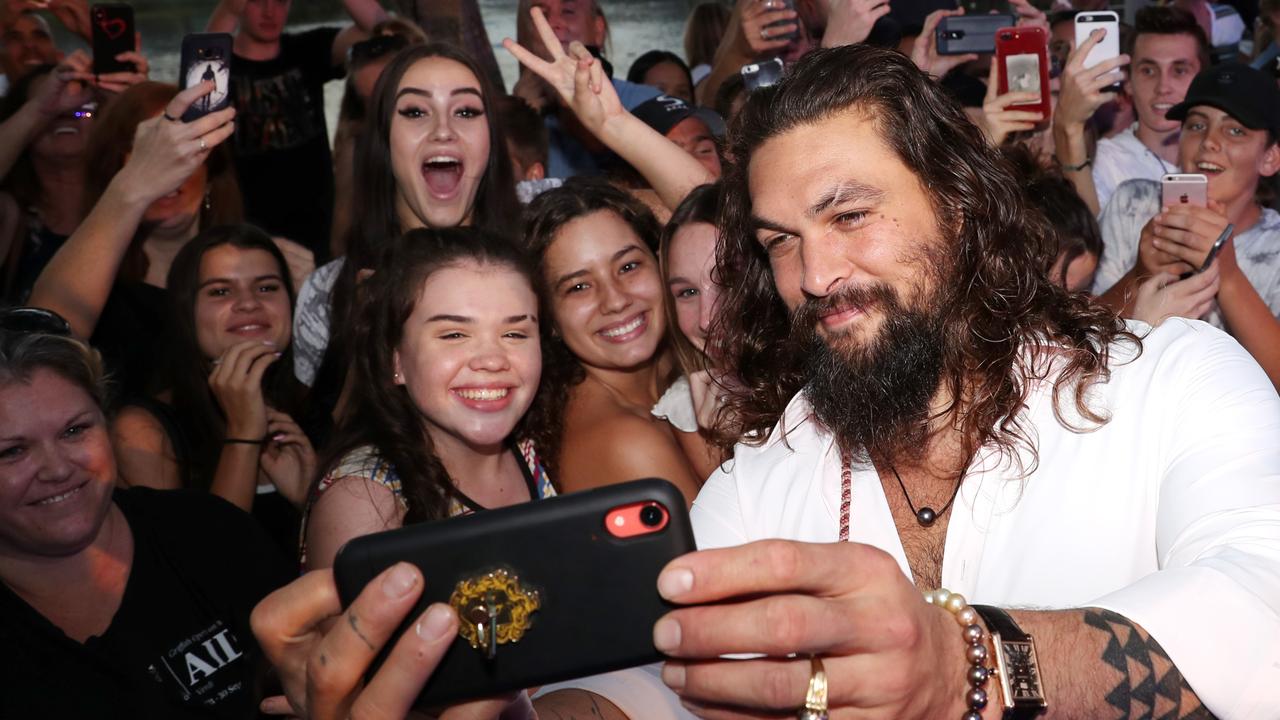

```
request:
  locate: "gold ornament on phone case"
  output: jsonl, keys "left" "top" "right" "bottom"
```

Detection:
{"left": 449, "top": 569, "right": 541, "bottom": 659}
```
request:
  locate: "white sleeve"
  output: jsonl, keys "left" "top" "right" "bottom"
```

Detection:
{"left": 1091, "top": 324, "right": 1280, "bottom": 719}
{"left": 291, "top": 258, "right": 342, "bottom": 386}
{"left": 1092, "top": 181, "right": 1155, "bottom": 295}
{"left": 1091, "top": 145, "right": 1123, "bottom": 214}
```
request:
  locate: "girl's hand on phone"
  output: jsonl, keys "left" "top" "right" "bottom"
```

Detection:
{"left": 259, "top": 408, "right": 316, "bottom": 508}
{"left": 94, "top": 40, "right": 151, "bottom": 94}
{"left": 1131, "top": 265, "right": 1220, "bottom": 326}
{"left": 1150, "top": 202, "right": 1233, "bottom": 271}
{"left": 740, "top": 0, "right": 798, "bottom": 56}
{"left": 912, "top": 8, "right": 977, "bottom": 79}
{"left": 115, "top": 80, "right": 235, "bottom": 205}
{"left": 28, "top": 50, "right": 95, "bottom": 121}
{"left": 1055, "top": 29, "right": 1128, "bottom": 130}
{"left": 208, "top": 340, "right": 278, "bottom": 441}
{"left": 251, "top": 566, "right": 530, "bottom": 720}
{"left": 821, "top": 0, "right": 890, "bottom": 49}
{"left": 980, "top": 58, "right": 1044, "bottom": 145}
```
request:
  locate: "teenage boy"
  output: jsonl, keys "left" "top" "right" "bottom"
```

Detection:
{"left": 1055, "top": 6, "right": 1209, "bottom": 214}
{"left": 1095, "top": 63, "right": 1280, "bottom": 387}
{"left": 206, "top": 0, "right": 386, "bottom": 261}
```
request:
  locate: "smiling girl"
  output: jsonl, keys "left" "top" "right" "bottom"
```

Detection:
{"left": 303, "top": 227, "right": 552, "bottom": 570}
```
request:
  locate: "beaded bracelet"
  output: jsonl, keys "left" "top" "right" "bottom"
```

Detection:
{"left": 923, "top": 589, "right": 991, "bottom": 720}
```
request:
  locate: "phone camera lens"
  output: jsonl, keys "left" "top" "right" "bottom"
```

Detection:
{"left": 639, "top": 504, "right": 664, "bottom": 527}
{"left": 1000, "top": 32, "right": 1012, "bottom": 40}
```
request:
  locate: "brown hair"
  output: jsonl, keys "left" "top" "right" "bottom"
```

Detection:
{"left": 1129, "top": 6, "right": 1211, "bottom": 70}
{"left": 658, "top": 183, "right": 720, "bottom": 378}
{"left": 683, "top": 1, "right": 732, "bottom": 69}
{"left": 716, "top": 45, "right": 1139, "bottom": 473}
{"left": 83, "top": 82, "right": 242, "bottom": 283}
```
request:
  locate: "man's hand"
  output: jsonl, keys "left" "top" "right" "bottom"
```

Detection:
{"left": 821, "top": 0, "right": 890, "bottom": 48}
{"left": 911, "top": 9, "right": 976, "bottom": 79}
{"left": 1137, "top": 214, "right": 1195, "bottom": 278}
{"left": 655, "top": 540, "right": 970, "bottom": 718}
{"left": 1054, "top": 28, "right": 1128, "bottom": 132}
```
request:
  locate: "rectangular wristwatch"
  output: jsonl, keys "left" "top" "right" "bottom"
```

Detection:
{"left": 972, "top": 605, "right": 1048, "bottom": 719}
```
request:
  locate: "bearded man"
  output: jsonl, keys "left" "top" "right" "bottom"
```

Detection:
{"left": 649, "top": 44, "right": 1280, "bottom": 720}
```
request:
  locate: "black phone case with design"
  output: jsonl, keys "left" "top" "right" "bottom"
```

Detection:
{"left": 178, "top": 33, "right": 233, "bottom": 122}
{"left": 90, "top": 4, "right": 135, "bottom": 74}
{"left": 333, "top": 478, "right": 696, "bottom": 707}
{"left": 937, "top": 14, "right": 1016, "bottom": 55}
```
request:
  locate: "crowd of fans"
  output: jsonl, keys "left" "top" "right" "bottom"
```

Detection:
{"left": 0, "top": 0, "right": 1278, "bottom": 718}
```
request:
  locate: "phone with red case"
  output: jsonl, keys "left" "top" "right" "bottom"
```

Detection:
{"left": 90, "top": 3, "right": 136, "bottom": 75}
{"left": 995, "top": 26, "right": 1050, "bottom": 119}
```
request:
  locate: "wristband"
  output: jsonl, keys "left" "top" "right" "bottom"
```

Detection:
{"left": 1058, "top": 156, "right": 1092, "bottom": 172}
{"left": 223, "top": 437, "right": 265, "bottom": 445}
{"left": 923, "top": 589, "right": 992, "bottom": 720}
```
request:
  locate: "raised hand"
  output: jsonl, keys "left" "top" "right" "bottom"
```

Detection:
{"left": 740, "top": 0, "right": 799, "bottom": 55}
{"left": 1055, "top": 28, "right": 1128, "bottom": 131}
{"left": 114, "top": 80, "right": 235, "bottom": 206}
{"left": 980, "top": 57, "right": 1044, "bottom": 145}
{"left": 1148, "top": 201, "right": 1234, "bottom": 272}
{"left": 822, "top": 0, "right": 892, "bottom": 48}
{"left": 503, "top": 7, "right": 622, "bottom": 137}
{"left": 1131, "top": 265, "right": 1220, "bottom": 326}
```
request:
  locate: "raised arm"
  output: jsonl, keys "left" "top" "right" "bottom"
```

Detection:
{"left": 504, "top": 8, "right": 714, "bottom": 209}
{"left": 0, "top": 51, "right": 94, "bottom": 182}
{"left": 28, "top": 83, "right": 234, "bottom": 338}
{"left": 342, "top": 0, "right": 387, "bottom": 32}
{"left": 1052, "top": 29, "right": 1129, "bottom": 215}
{"left": 695, "top": 0, "right": 796, "bottom": 107}
{"left": 205, "top": 0, "right": 245, "bottom": 34}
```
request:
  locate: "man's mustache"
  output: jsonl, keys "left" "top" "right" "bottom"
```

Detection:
{"left": 789, "top": 282, "right": 898, "bottom": 343}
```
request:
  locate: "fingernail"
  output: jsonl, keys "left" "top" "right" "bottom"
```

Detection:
{"left": 272, "top": 433, "right": 284, "bottom": 441}
{"left": 661, "top": 662, "right": 686, "bottom": 689}
{"left": 417, "top": 604, "right": 455, "bottom": 641}
{"left": 654, "top": 617, "right": 682, "bottom": 652}
{"left": 382, "top": 562, "right": 419, "bottom": 598}
{"left": 274, "top": 352, "right": 283, "bottom": 358}
{"left": 658, "top": 567, "right": 694, "bottom": 599}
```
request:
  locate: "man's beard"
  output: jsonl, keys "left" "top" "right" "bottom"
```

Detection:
{"left": 791, "top": 281, "right": 947, "bottom": 464}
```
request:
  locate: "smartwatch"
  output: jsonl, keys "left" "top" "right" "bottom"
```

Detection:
{"left": 972, "top": 605, "right": 1048, "bottom": 719}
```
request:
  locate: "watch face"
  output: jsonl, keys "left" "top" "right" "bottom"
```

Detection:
{"left": 1002, "top": 640, "right": 1046, "bottom": 702}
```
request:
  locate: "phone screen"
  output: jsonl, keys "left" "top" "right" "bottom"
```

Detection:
{"left": 1005, "top": 53, "right": 1042, "bottom": 94}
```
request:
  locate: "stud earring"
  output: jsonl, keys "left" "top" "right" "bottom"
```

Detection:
{"left": 202, "top": 190, "right": 212, "bottom": 212}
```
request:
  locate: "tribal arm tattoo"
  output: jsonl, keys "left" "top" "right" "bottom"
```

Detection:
{"left": 1081, "top": 609, "right": 1216, "bottom": 719}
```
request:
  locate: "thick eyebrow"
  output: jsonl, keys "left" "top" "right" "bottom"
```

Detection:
{"left": 197, "top": 273, "right": 283, "bottom": 290}
{"left": 553, "top": 245, "right": 645, "bottom": 290}
{"left": 427, "top": 314, "right": 472, "bottom": 323}
{"left": 504, "top": 314, "right": 536, "bottom": 324}
{"left": 396, "top": 87, "right": 483, "bottom": 100}
{"left": 750, "top": 180, "right": 885, "bottom": 235}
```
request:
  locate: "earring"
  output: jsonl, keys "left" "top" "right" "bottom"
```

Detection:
{"left": 202, "top": 190, "right": 212, "bottom": 212}
{"left": 393, "top": 372, "right": 402, "bottom": 382}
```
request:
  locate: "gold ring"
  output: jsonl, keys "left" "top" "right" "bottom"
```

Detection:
{"left": 797, "top": 655, "right": 829, "bottom": 720}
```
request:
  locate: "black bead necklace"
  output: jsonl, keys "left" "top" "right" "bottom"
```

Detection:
{"left": 889, "top": 463, "right": 962, "bottom": 527}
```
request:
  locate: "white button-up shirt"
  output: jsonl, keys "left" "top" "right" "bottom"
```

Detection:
{"left": 692, "top": 319, "right": 1280, "bottom": 719}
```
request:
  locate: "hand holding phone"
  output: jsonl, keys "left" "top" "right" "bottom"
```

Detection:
{"left": 1161, "top": 173, "right": 1208, "bottom": 208}
{"left": 1179, "top": 224, "right": 1233, "bottom": 280}
{"left": 937, "top": 14, "right": 1016, "bottom": 55}
{"left": 995, "top": 26, "right": 1051, "bottom": 119}
{"left": 741, "top": 57, "right": 784, "bottom": 91}
{"left": 178, "top": 33, "right": 232, "bottom": 122}
{"left": 1074, "top": 11, "right": 1120, "bottom": 84}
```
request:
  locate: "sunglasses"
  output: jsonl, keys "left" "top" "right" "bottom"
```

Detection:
{"left": 0, "top": 307, "right": 72, "bottom": 336}
{"left": 348, "top": 34, "right": 409, "bottom": 66}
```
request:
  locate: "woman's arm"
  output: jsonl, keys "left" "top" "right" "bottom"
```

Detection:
{"left": 504, "top": 8, "right": 714, "bottom": 210}
{"left": 696, "top": 0, "right": 794, "bottom": 108}
{"left": 28, "top": 83, "right": 234, "bottom": 338}
{"left": 304, "top": 476, "right": 405, "bottom": 571}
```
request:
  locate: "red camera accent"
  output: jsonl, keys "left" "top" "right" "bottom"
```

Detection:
{"left": 604, "top": 502, "right": 669, "bottom": 538}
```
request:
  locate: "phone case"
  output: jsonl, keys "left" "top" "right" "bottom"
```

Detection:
{"left": 936, "top": 14, "right": 1015, "bottom": 55}
{"left": 1074, "top": 11, "right": 1120, "bottom": 71}
{"left": 179, "top": 33, "right": 233, "bottom": 122}
{"left": 333, "top": 478, "right": 697, "bottom": 707}
{"left": 741, "top": 57, "right": 784, "bottom": 91}
{"left": 1161, "top": 174, "right": 1208, "bottom": 207}
{"left": 90, "top": 4, "right": 135, "bottom": 75}
{"left": 763, "top": 0, "right": 799, "bottom": 42}
{"left": 996, "top": 26, "right": 1051, "bottom": 117}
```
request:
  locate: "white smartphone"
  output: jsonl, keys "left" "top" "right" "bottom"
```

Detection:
{"left": 1074, "top": 11, "right": 1120, "bottom": 71}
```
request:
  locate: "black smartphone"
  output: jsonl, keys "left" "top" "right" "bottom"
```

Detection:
{"left": 936, "top": 14, "right": 1016, "bottom": 55}
{"left": 762, "top": 0, "right": 799, "bottom": 43}
{"left": 90, "top": 3, "right": 135, "bottom": 75}
{"left": 333, "top": 478, "right": 697, "bottom": 708}
{"left": 1179, "top": 224, "right": 1233, "bottom": 280}
{"left": 178, "top": 33, "right": 233, "bottom": 122}
{"left": 741, "top": 57, "right": 784, "bottom": 91}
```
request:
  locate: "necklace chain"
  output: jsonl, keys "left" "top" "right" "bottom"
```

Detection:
{"left": 838, "top": 453, "right": 962, "bottom": 533}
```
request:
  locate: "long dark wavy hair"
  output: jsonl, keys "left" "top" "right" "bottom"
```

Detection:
{"left": 520, "top": 177, "right": 667, "bottom": 478}
{"left": 316, "top": 43, "right": 521, "bottom": 421}
{"left": 659, "top": 183, "right": 721, "bottom": 378}
{"left": 164, "top": 224, "right": 308, "bottom": 491}
{"left": 715, "top": 45, "right": 1139, "bottom": 473}
{"left": 319, "top": 227, "right": 542, "bottom": 524}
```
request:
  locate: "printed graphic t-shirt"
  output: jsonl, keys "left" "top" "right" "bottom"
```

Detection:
{"left": 231, "top": 28, "right": 343, "bottom": 260}
{"left": 0, "top": 488, "right": 293, "bottom": 719}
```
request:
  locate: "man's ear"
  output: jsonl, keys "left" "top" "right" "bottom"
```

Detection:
{"left": 526, "top": 161, "right": 546, "bottom": 182}
{"left": 1259, "top": 140, "right": 1280, "bottom": 179}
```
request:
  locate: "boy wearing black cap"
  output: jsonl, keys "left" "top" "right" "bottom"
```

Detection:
{"left": 1095, "top": 63, "right": 1280, "bottom": 386}
{"left": 630, "top": 94, "right": 723, "bottom": 179}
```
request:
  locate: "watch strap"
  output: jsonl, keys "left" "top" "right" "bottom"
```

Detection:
{"left": 972, "top": 605, "right": 1047, "bottom": 720}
